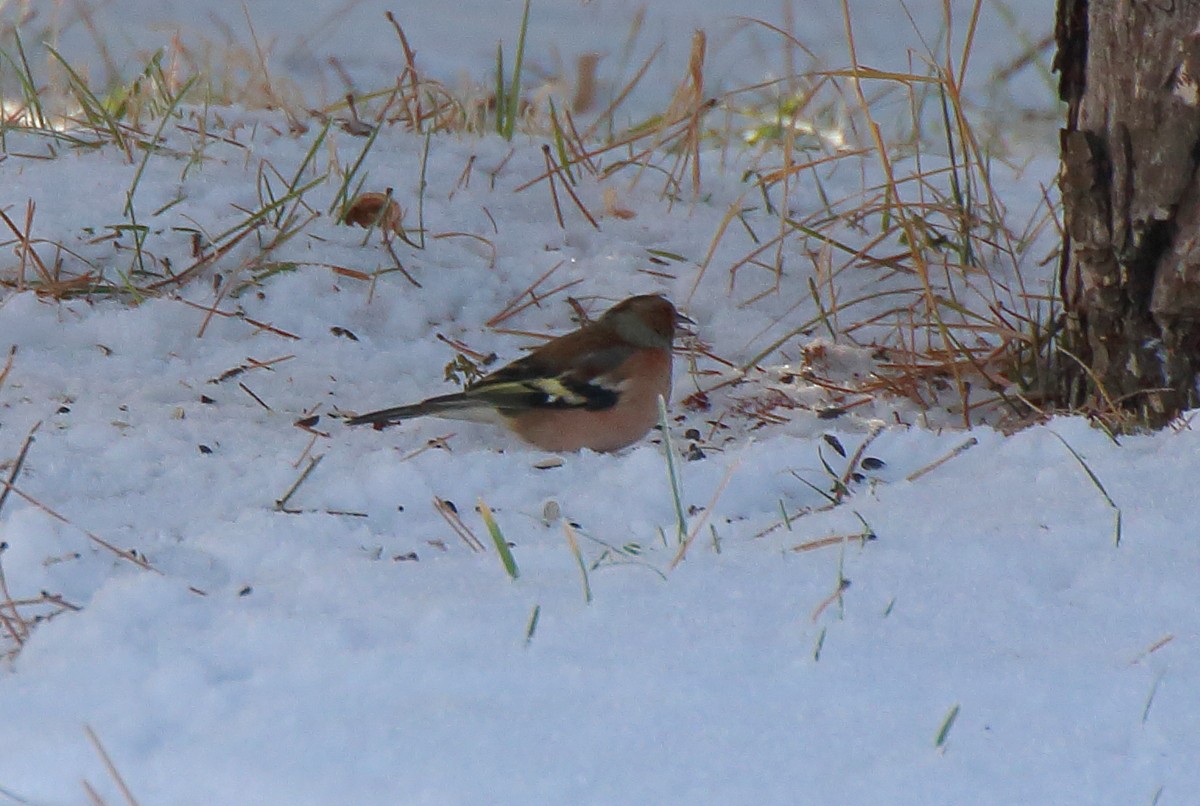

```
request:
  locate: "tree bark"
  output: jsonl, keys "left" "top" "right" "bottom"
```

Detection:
{"left": 1055, "top": 0, "right": 1200, "bottom": 425}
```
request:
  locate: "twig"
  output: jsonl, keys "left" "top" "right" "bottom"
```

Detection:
{"left": 0, "top": 203, "right": 52, "bottom": 285}
{"left": 0, "top": 426, "right": 154, "bottom": 572}
{"left": 0, "top": 481, "right": 155, "bottom": 571}
{"left": 0, "top": 782, "right": 39, "bottom": 804}
{"left": 1130, "top": 634, "right": 1174, "bottom": 665}
{"left": 82, "top": 780, "right": 105, "bottom": 806}
{"left": 275, "top": 454, "right": 323, "bottom": 512}
{"left": 905, "top": 437, "right": 978, "bottom": 481}
{"left": 670, "top": 456, "right": 742, "bottom": 570}
{"left": 209, "top": 355, "right": 295, "bottom": 384}
{"left": 0, "top": 546, "right": 30, "bottom": 648}
{"left": 291, "top": 426, "right": 321, "bottom": 468}
{"left": 238, "top": 382, "right": 271, "bottom": 411}
{"left": 0, "top": 421, "right": 39, "bottom": 517}
{"left": 486, "top": 260, "right": 567, "bottom": 327}
{"left": 432, "top": 497, "right": 485, "bottom": 552}
{"left": 146, "top": 218, "right": 259, "bottom": 292}
{"left": 84, "top": 725, "right": 141, "bottom": 806}
{"left": 790, "top": 531, "right": 873, "bottom": 553}
{"left": 0, "top": 345, "right": 16, "bottom": 390}
{"left": 449, "top": 154, "right": 475, "bottom": 199}
{"left": 810, "top": 578, "right": 850, "bottom": 623}
{"left": 32, "top": 591, "right": 81, "bottom": 611}
{"left": 541, "top": 146, "right": 566, "bottom": 228}
{"left": 399, "top": 434, "right": 456, "bottom": 461}
{"left": 435, "top": 334, "right": 494, "bottom": 362}
{"left": 381, "top": 233, "right": 422, "bottom": 288}
{"left": 172, "top": 297, "right": 300, "bottom": 340}
{"left": 543, "top": 145, "right": 600, "bottom": 229}
{"left": 487, "top": 276, "right": 583, "bottom": 329}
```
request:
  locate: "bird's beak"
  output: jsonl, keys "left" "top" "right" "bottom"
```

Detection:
{"left": 674, "top": 309, "right": 696, "bottom": 336}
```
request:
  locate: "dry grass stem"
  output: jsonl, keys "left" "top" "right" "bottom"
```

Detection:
{"left": 433, "top": 497, "right": 486, "bottom": 552}
{"left": 84, "top": 725, "right": 142, "bottom": 806}
{"left": 275, "top": 454, "right": 324, "bottom": 512}
{"left": 905, "top": 437, "right": 979, "bottom": 481}
{"left": 790, "top": 532, "right": 872, "bottom": 553}
{"left": 669, "top": 455, "right": 742, "bottom": 570}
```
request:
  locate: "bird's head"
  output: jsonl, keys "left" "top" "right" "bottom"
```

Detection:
{"left": 601, "top": 294, "right": 690, "bottom": 349}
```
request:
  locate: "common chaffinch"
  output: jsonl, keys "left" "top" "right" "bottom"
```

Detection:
{"left": 345, "top": 294, "right": 684, "bottom": 452}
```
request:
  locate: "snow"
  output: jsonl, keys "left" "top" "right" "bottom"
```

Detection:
{"left": 2, "top": 1, "right": 1196, "bottom": 805}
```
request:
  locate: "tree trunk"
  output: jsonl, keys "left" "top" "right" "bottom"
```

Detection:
{"left": 1055, "top": 0, "right": 1200, "bottom": 426}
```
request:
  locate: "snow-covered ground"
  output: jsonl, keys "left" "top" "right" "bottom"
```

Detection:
{"left": 4, "top": 2, "right": 1197, "bottom": 805}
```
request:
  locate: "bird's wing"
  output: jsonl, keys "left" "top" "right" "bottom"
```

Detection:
{"left": 466, "top": 341, "right": 633, "bottom": 413}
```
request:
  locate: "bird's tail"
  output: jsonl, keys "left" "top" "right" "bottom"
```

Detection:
{"left": 344, "top": 392, "right": 498, "bottom": 428}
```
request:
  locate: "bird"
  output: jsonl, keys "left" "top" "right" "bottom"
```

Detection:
{"left": 345, "top": 294, "right": 685, "bottom": 452}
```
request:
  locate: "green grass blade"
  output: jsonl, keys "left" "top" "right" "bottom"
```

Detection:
{"left": 935, "top": 703, "right": 960, "bottom": 748}
{"left": 503, "top": 0, "right": 532, "bottom": 140}
{"left": 479, "top": 498, "right": 519, "bottom": 580}
{"left": 1049, "top": 430, "right": 1122, "bottom": 546}
{"left": 548, "top": 98, "right": 576, "bottom": 185}
{"left": 275, "top": 117, "right": 331, "bottom": 227}
{"left": 45, "top": 45, "right": 127, "bottom": 153}
{"left": 562, "top": 521, "right": 593, "bottom": 603}
{"left": 328, "top": 117, "right": 384, "bottom": 217}
{"left": 494, "top": 42, "right": 506, "bottom": 137}
{"left": 5, "top": 29, "right": 47, "bottom": 130}
{"left": 124, "top": 75, "right": 199, "bottom": 217}
{"left": 657, "top": 395, "right": 687, "bottom": 543}
{"left": 524, "top": 604, "right": 540, "bottom": 646}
